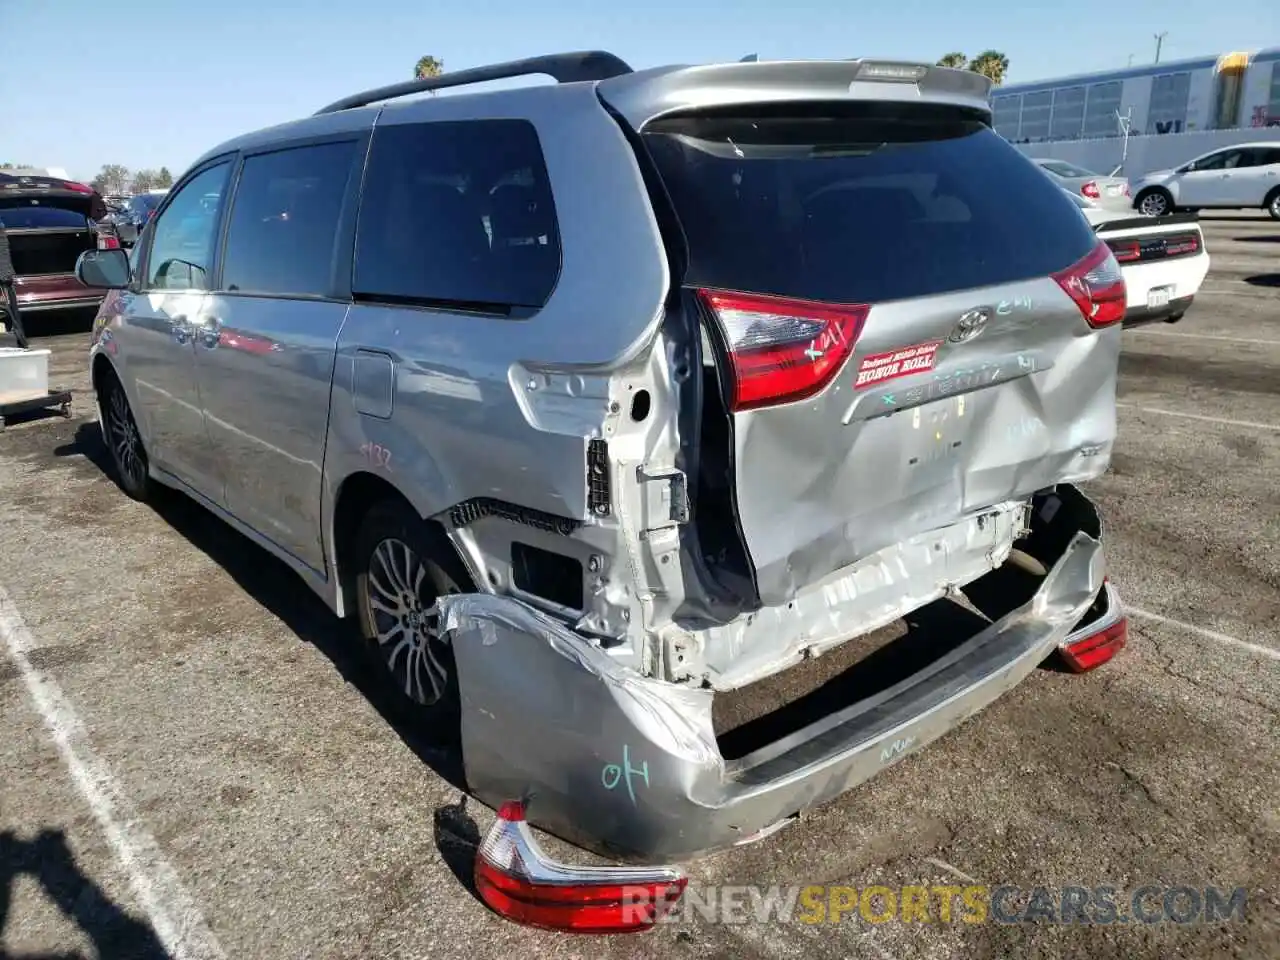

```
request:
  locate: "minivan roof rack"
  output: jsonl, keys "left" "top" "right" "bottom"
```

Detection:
{"left": 315, "top": 50, "right": 634, "bottom": 115}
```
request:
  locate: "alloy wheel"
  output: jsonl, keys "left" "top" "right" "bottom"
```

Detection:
{"left": 1139, "top": 192, "right": 1168, "bottom": 217}
{"left": 107, "top": 386, "right": 146, "bottom": 490}
{"left": 365, "top": 537, "right": 457, "bottom": 705}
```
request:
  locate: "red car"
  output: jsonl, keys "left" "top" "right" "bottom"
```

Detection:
{"left": 1, "top": 173, "right": 110, "bottom": 326}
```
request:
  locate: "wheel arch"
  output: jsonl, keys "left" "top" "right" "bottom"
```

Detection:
{"left": 328, "top": 470, "right": 477, "bottom": 617}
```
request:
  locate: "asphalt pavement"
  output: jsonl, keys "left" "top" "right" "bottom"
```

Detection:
{"left": 1, "top": 212, "right": 1277, "bottom": 959}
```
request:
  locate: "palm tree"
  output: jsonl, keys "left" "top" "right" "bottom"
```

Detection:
{"left": 967, "top": 50, "right": 1010, "bottom": 86}
{"left": 414, "top": 55, "right": 444, "bottom": 80}
{"left": 936, "top": 52, "right": 967, "bottom": 69}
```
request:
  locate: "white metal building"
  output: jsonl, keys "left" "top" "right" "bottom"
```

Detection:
{"left": 992, "top": 49, "right": 1280, "bottom": 176}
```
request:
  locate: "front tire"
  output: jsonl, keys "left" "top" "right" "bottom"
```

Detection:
{"left": 1266, "top": 188, "right": 1280, "bottom": 221}
{"left": 1136, "top": 188, "right": 1172, "bottom": 217}
{"left": 353, "top": 500, "right": 469, "bottom": 737}
{"left": 100, "top": 373, "right": 151, "bottom": 501}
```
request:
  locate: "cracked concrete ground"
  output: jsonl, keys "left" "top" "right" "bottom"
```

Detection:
{"left": 1, "top": 212, "right": 1278, "bottom": 959}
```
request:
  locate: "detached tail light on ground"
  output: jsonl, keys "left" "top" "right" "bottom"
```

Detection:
{"left": 1052, "top": 241, "right": 1126, "bottom": 328}
{"left": 1059, "top": 579, "right": 1127, "bottom": 672}
{"left": 475, "top": 800, "right": 687, "bottom": 933}
{"left": 697, "top": 289, "right": 869, "bottom": 411}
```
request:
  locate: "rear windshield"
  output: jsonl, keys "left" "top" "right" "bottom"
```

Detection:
{"left": 0, "top": 205, "right": 88, "bottom": 229}
{"left": 1040, "top": 160, "right": 1098, "bottom": 178}
{"left": 642, "top": 104, "right": 1098, "bottom": 305}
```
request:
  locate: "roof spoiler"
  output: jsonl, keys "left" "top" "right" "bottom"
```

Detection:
{"left": 315, "top": 50, "right": 634, "bottom": 115}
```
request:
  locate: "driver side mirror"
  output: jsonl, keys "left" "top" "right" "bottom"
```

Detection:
{"left": 75, "top": 248, "right": 131, "bottom": 289}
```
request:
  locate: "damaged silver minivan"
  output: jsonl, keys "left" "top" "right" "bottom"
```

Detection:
{"left": 77, "top": 52, "right": 1128, "bottom": 930}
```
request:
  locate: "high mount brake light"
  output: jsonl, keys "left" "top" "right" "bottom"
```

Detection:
{"left": 475, "top": 800, "right": 687, "bottom": 933}
{"left": 1052, "top": 241, "right": 1126, "bottom": 329}
{"left": 696, "top": 289, "right": 869, "bottom": 411}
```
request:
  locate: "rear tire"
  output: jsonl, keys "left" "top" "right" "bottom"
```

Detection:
{"left": 99, "top": 372, "right": 151, "bottom": 501}
{"left": 352, "top": 500, "right": 470, "bottom": 740}
{"left": 1136, "top": 188, "right": 1172, "bottom": 217}
{"left": 1266, "top": 188, "right": 1280, "bottom": 221}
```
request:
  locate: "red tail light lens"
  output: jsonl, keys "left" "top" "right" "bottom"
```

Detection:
{"left": 1122, "top": 183, "right": 1131, "bottom": 197}
{"left": 1109, "top": 241, "right": 1141, "bottom": 263}
{"left": 63, "top": 180, "right": 94, "bottom": 194}
{"left": 1052, "top": 241, "right": 1126, "bottom": 329}
{"left": 475, "top": 800, "right": 687, "bottom": 933}
{"left": 97, "top": 234, "right": 121, "bottom": 250}
{"left": 1060, "top": 618, "right": 1127, "bottom": 672}
{"left": 1081, "top": 181, "right": 1100, "bottom": 199}
{"left": 696, "top": 289, "right": 869, "bottom": 411}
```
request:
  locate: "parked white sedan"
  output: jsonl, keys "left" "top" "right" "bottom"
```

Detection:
{"left": 1130, "top": 142, "right": 1280, "bottom": 219}
{"left": 1067, "top": 191, "right": 1210, "bottom": 327}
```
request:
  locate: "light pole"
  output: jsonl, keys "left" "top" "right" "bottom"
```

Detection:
{"left": 1154, "top": 32, "right": 1167, "bottom": 64}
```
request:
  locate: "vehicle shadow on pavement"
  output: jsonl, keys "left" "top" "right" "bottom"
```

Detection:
{"left": 53, "top": 422, "right": 469, "bottom": 798}
{"left": 1244, "top": 273, "right": 1280, "bottom": 287}
{"left": 0, "top": 829, "right": 170, "bottom": 960}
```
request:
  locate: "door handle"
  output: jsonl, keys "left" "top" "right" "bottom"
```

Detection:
{"left": 170, "top": 315, "right": 190, "bottom": 345}
{"left": 196, "top": 316, "right": 222, "bottom": 349}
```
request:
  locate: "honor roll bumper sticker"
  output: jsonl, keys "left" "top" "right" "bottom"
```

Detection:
{"left": 854, "top": 340, "right": 942, "bottom": 389}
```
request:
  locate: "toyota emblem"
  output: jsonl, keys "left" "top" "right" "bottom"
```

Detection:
{"left": 949, "top": 308, "right": 991, "bottom": 343}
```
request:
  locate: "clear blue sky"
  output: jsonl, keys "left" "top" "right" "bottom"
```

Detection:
{"left": 1, "top": 0, "right": 1274, "bottom": 180}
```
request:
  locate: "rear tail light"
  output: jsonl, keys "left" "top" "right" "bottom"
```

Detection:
{"left": 1122, "top": 183, "right": 1131, "bottom": 197}
{"left": 1109, "top": 241, "right": 1141, "bottom": 263}
{"left": 1052, "top": 241, "right": 1126, "bottom": 329}
{"left": 1060, "top": 618, "right": 1127, "bottom": 672}
{"left": 63, "top": 181, "right": 94, "bottom": 194}
{"left": 1081, "top": 181, "right": 1101, "bottom": 199}
{"left": 1165, "top": 235, "right": 1199, "bottom": 256}
{"left": 475, "top": 800, "right": 687, "bottom": 933}
{"left": 98, "top": 234, "right": 121, "bottom": 250}
{"left": 696, "top": 289, "right": 869, "bottom": 411}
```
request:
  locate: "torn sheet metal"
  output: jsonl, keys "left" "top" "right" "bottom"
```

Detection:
{"left": 438, "top": 502, "right": 1109, "bottom": 863}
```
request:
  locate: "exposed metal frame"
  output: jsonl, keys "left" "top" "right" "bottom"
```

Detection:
{"left": 315, "top": 51, "right": 634, "bottom": 115}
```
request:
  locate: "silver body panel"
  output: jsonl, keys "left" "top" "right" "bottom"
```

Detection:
{"left": 88, "top": 56, "right": 1122, "bottom": 861}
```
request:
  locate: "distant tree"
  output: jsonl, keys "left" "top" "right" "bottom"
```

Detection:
{"left": 414, "top": 55, "right": 444, "bottom": 80}
{"left": 131, "top": 169, "right": 158, "bottom": 193}
{"left": 155, "top": 166, "right": 174, "bottom": 189}
{"left": 936, "top": 52, "right": 967, "bottom": 68}
{"left": 967, "top": 50, "right": 1010, "bottom": 86}
{"left": 91, "top": 164, "right": 131, "bottom": 195}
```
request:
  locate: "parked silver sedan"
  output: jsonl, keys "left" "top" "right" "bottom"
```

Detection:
{"left": 1033, "top": 158, "right": 1131, "bottom": 212}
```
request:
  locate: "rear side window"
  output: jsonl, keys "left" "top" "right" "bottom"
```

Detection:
{"left": 0, "top": 206, "right": 87, "bottom": 229}
{"left": 353, "top": 119, "right": 561, "bottom": 311}
{"left": 221, "top": 141, "right": 359, "bottom": 297}
{"left": 642, "top": 103, "right": 1099, "bottom": 305}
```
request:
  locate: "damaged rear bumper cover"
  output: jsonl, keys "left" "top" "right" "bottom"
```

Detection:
{"left": 439, "top": 515, "right": 1109, "bottom": 863}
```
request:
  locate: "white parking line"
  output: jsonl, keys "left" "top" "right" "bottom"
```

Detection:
{"left": 0, "top": 584, "right": 226, "bottom": 960}
{"left": 1134, "top": 330, "right": 1280, "bottom": 347}
{"left": 1116, "top": 402, "right": 1280, "bottom": 432}
{"left": 1128, "top": 605, "right": 1280, "bottom": 662}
